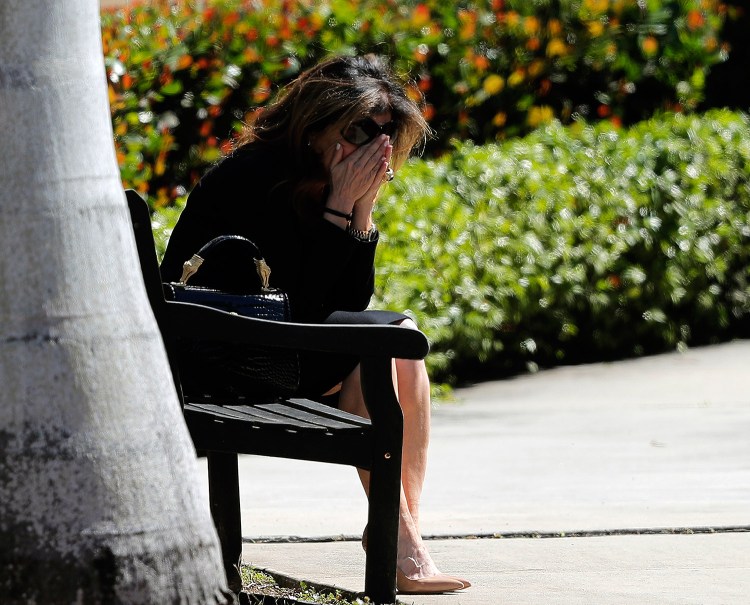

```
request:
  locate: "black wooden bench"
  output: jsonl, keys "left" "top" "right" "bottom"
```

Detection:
{"left": 126, "top": 190, "right": 429, "bottom": 604}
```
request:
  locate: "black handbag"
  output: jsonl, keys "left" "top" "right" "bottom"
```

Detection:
{"left": 163, "top": 235, "right": 299, "bottom": 398}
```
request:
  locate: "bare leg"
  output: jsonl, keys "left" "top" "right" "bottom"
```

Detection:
{"left": 337, "top": 320, "right": 469, "bottom": 592}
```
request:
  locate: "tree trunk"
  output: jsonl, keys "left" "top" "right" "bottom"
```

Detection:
{"left": 0, "top": 1, "right": 232, "bottom": 602}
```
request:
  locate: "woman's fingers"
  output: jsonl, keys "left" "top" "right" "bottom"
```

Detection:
{"left": 331, "top": 139, "right": 385, "bottom": 191}
{"left": 354, "top": 135, "right": 390, "bottom": 171}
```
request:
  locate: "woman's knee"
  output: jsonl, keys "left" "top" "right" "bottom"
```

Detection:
{"left": 397, "top": 317, "right": 419, "bottom": 331}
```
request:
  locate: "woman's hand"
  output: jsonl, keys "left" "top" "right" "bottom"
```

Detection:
{"left": 325, "top": 135, "right": 392, "bottom": 230}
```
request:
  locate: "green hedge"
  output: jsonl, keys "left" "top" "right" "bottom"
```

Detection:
{"left": 102, "top": 0, "right": 729, "bottom": 207}
{"left": 152, "top": 109, "right": 750, "bottom": 383}
{"left": 372, "top": 109, "right": 750, "bottom": 382}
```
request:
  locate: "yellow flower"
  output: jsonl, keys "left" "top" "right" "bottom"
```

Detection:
{"left": 586, "top": 20, "right": 605, "bottom": 37}
{"left": 584, "top": 0, "right": 610, "bottom": 14}
{"left": 483, "top": 74, "right": 505, "bottom": 95}
{"left": 527, "top": 105, "right": 554, "bottom": 128}
{"left": 508, "top": 69, "right": 525, "bottom": 87}
{"left": 547, "top": 38, "right": 568, "bottom": 57}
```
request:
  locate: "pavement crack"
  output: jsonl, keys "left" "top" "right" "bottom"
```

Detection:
{"left": 243, "top": 524, "right": 750, "bottom": 544}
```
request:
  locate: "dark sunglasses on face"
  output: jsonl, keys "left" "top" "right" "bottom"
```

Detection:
{"left": 341, "top": 118, "right": 398, "bottom": 146}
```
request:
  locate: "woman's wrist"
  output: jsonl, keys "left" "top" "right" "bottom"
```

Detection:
{"left": 323, "top": 206, "right": 353, "bottom": 221}
{"left": 323, "top": 193, "right": 354, "bottom": 230}
{"left": 349, "top": 203, "right": 374, "bottom": 232}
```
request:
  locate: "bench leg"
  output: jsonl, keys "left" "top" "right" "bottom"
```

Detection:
{"left": 365, "top": 455, "right": 401, "bottom": 604}
{"left": 361, "top": 357, "right": 404, "bottom": 605}
{"left": 207, "top": 451, "right": 243, "bottom": 594}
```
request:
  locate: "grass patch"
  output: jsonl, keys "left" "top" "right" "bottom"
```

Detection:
{"left": 240, "top": 564, "right": 375, "bottom": 604}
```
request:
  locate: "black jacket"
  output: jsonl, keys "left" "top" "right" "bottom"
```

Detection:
{"left": 160, "top": 145, "right": 378, "bottom": 323}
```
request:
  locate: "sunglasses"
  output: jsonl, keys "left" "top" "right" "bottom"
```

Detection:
{"left": 341, "top": 118, "right": 398, "bottom": 146}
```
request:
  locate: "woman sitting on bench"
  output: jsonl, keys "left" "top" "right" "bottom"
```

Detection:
{"left": 160, "top": 53, "right": 470, "bottom": 595}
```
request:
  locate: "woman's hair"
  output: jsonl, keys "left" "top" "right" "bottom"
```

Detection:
{"left": 234, "top": 54, "right": 431, "bottom": 213}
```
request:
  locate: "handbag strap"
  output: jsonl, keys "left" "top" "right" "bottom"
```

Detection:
{"left": 179, "top": 234, "right": 272, "bottom": 289}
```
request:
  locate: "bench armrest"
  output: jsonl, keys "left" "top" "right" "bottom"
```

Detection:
{"left": 163, "top": 300, "right": 430, "bottom": 360}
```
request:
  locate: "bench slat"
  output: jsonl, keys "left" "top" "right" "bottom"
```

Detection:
{"left": 254, "top": 402, "right": 364, "bottom": 430}
{"left": 187, "top": 402, "right": 325, "bottom": 430}
{"left": 287, "top": 398, "right": 372, "bottom": 426}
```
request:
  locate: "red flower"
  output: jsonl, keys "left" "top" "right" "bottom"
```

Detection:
{"left": 686, "top": 10, "right": 705, "bottom": 30}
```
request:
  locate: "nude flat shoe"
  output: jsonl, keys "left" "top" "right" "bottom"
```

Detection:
{"left": 363, "top": 526, "right": 472, "bottom": 591}
{"left": 396, "top": 569, "right": 466, "bottom": 594}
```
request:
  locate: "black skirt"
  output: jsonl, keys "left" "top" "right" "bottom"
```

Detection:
{"left": 296, "top": 309, "right": 408, "bottom": 400}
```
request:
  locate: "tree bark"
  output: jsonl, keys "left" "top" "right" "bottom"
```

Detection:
{"left": 0, "top": 1, "right": 232, "bottom": 602}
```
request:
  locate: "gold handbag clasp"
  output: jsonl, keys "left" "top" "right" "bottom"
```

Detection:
{"left": 179, "top": 254, "right": 204, "bottom": 285}
{"left": 254, "top": 258, "right": 271, "bottom": 290}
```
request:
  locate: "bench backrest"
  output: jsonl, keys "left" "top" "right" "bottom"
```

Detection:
{"left": 126, "top": 189, "right": 183, "bottom": 400}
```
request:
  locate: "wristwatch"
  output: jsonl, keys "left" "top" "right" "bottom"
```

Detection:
{"left": 347, "top": 224, "right": 379, "bottom": 242}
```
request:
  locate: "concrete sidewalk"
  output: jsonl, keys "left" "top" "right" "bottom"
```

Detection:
{"left": 201, "top": 340, "right": 750, "bottom": 603}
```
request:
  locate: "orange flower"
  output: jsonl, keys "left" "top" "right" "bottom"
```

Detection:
{"left": 526, "top": 37, "right": 541, "bottom": 51}
{"left": 474, "top": 55, "right": 490, "bottom": 71}
{"left": 548, "top": 19, "right": 563, "bottom": 36}
{"left": 177, "top": 54, "right": 193, "bottom": 70}
{"left": 641, "top": 36, "right": 659, "bottom": 56}
{"left": 597, "top": 104, "right": 611, "bottom": 117}
{"left": 505, "top": 11, "right": 520, "bottom": 27}
{"left": 524, "top": 16, "right": 540, "bottom": 35}
{"left": 412, "top": 4, "right": 431, "bottom": 27}
{"left": 223, "top": 11, "right": 240, "bottom": 26}
{"left": 686, "top": 9, "right": 705, "bottom": 30}
{"left": 528, "top": 60, "right": 544, "bottom": 78}
{"left": 244, "top": 47, "right": 261, "bottom": 63}
{"left": 492, "top": 111, "right": 507, "bottom": 127}
{"left": 458, "top": 10, "right": 477, "bottom": 39}
{"left": 422, "top": 104, "right": 436, "bottom": 121}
